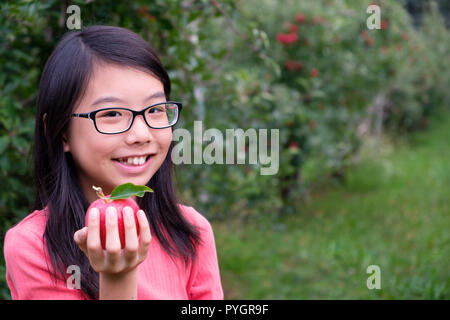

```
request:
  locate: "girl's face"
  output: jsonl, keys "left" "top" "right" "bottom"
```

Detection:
{"left": 63, "top": 62, "right": 172, "bottom": 203}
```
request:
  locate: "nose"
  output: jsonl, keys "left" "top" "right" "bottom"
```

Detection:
{"left": 125, "top": 114, "right": 153, "bottom": 145}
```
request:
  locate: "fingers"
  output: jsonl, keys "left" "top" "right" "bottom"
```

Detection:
{"left": 123, "top": 207, "right": 139, "bottom": 263}
{"left": 105, "top": 207, "right": 122, "bottom": 268}
{"left": 86, "top": 208, "right": 104, "bottom": 267}
{"left": 74, "top": 227, "right": 88, "bottom": 254}
{"left": 137, "top": 210, "right": 151, "bottom": 258}
{"left": 81, "top": 206, "right": 151, "bottom": 274}
{"left": 74, "top": 227, "right": 87, "bottom": 244}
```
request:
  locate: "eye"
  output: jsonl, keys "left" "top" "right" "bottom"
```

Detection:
{"left": 98, "top": 110, "right": 122, "bottom": 118}
{"left": 148, "top": 106, "right": 165, "bottom": 114}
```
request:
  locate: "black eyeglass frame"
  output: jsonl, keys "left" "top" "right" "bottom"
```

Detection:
{"left": 71, "top": 101, "right": 183, "bottom": 134}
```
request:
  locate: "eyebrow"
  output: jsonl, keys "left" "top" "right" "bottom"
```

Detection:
{"left": 90, "top": 91, "right": 166, "bottom": 108}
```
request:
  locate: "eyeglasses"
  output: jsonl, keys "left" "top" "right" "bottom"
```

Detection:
{"left": 71, "top": 102, "right": 182, "bottom": 134}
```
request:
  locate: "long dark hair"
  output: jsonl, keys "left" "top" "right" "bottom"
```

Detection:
{"left": 33, "top": 25, "right": 200, "bottom": 299}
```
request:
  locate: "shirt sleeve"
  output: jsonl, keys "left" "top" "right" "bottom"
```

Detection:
{"left": 186, "top": 209, "right": 224, "bottom": 300}
{"left": 4, "top": 225, "right": 87, "bottom": 300}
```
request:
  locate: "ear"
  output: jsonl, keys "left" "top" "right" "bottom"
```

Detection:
{"left": 63, "top": 135, "right": 70, "bottom": 152}
{"left": 57, "top": 114, "right": 70, "bottom": 152}
{"left": 63, "top": 130, "right": 70, "bottom": 152}
{"left": 44, "top": 113, "right": 71, "bottom": 152}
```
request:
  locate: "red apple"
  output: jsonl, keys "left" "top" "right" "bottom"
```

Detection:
{"left": 85, "top": 183, "right": 153, "bottom": 249}
{"left": 86, "top": 197, "right": 140, "bottom": 249}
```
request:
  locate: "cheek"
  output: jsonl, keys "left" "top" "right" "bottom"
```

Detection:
{"left": 156, "top": 128, "right": 173, "bottom": 151}
{"left": 66, "top": 123, "right": 117, "bottom": 165}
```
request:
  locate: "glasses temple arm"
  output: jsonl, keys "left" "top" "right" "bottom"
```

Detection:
{"left": 71, "top": 113, "right": 90, "bottom": 118}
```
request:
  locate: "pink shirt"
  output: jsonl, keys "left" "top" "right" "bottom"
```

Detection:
{"left": 3, "top": 205, "right": 223, "bottom": 300}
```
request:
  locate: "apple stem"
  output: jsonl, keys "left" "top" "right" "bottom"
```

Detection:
{"left": 92, "top": 186, "right": 111, "bottom": 203}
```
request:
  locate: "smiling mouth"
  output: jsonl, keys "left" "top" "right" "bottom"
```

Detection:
{"left": 112, "top": 155, "right": 152, "bottom": 166}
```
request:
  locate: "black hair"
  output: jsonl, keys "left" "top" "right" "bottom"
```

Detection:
{"left": 33, "top": 25, "right": 200, "bottom": 299}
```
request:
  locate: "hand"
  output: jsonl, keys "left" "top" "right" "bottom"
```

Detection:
{"left": 74, "top": 206, "right": 151, "bottom": 274}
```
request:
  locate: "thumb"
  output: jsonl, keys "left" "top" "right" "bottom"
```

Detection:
{"left": 74, "top": 227, "right": 88, "bottom": 253}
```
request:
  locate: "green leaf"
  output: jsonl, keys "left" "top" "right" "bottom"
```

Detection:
{"left": 109, "top": 183, "right": 153, "bottom": 200}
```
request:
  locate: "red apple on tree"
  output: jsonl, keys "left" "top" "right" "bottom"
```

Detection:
{"left": 85, "top": 183, "right": 153, "bottom": 249}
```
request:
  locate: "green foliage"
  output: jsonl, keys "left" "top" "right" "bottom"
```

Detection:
{"left": 214, "top": 113, "right": 450, "bottom": 299}
{"left": 175, "top": 0, "right": 450, "bottom": 218}
{"left": 242, "top": 0, "right": 449, "bottom": 207}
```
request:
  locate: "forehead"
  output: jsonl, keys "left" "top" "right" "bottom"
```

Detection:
{"left": 75, "top": 62, "right": 165, "bottom": 112}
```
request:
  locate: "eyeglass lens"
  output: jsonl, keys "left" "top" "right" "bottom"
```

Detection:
{"left": 95, "top": 103, "right": 178, "bottom": 133}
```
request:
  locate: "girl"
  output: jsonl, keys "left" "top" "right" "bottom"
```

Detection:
{"left": 4, "top": 25, "right": 223, "bottom": 300}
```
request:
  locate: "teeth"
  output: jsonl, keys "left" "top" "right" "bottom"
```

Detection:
{"left": 118, "top": 156, "right": 147, "bottom": 166}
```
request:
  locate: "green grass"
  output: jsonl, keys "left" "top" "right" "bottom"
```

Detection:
{"left": 213, "top": 115, "right": 450, "bottom": 299}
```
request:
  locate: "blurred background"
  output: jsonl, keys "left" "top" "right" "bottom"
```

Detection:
{"left": 0, "top": 0, "right": 449, "bottom": 299}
